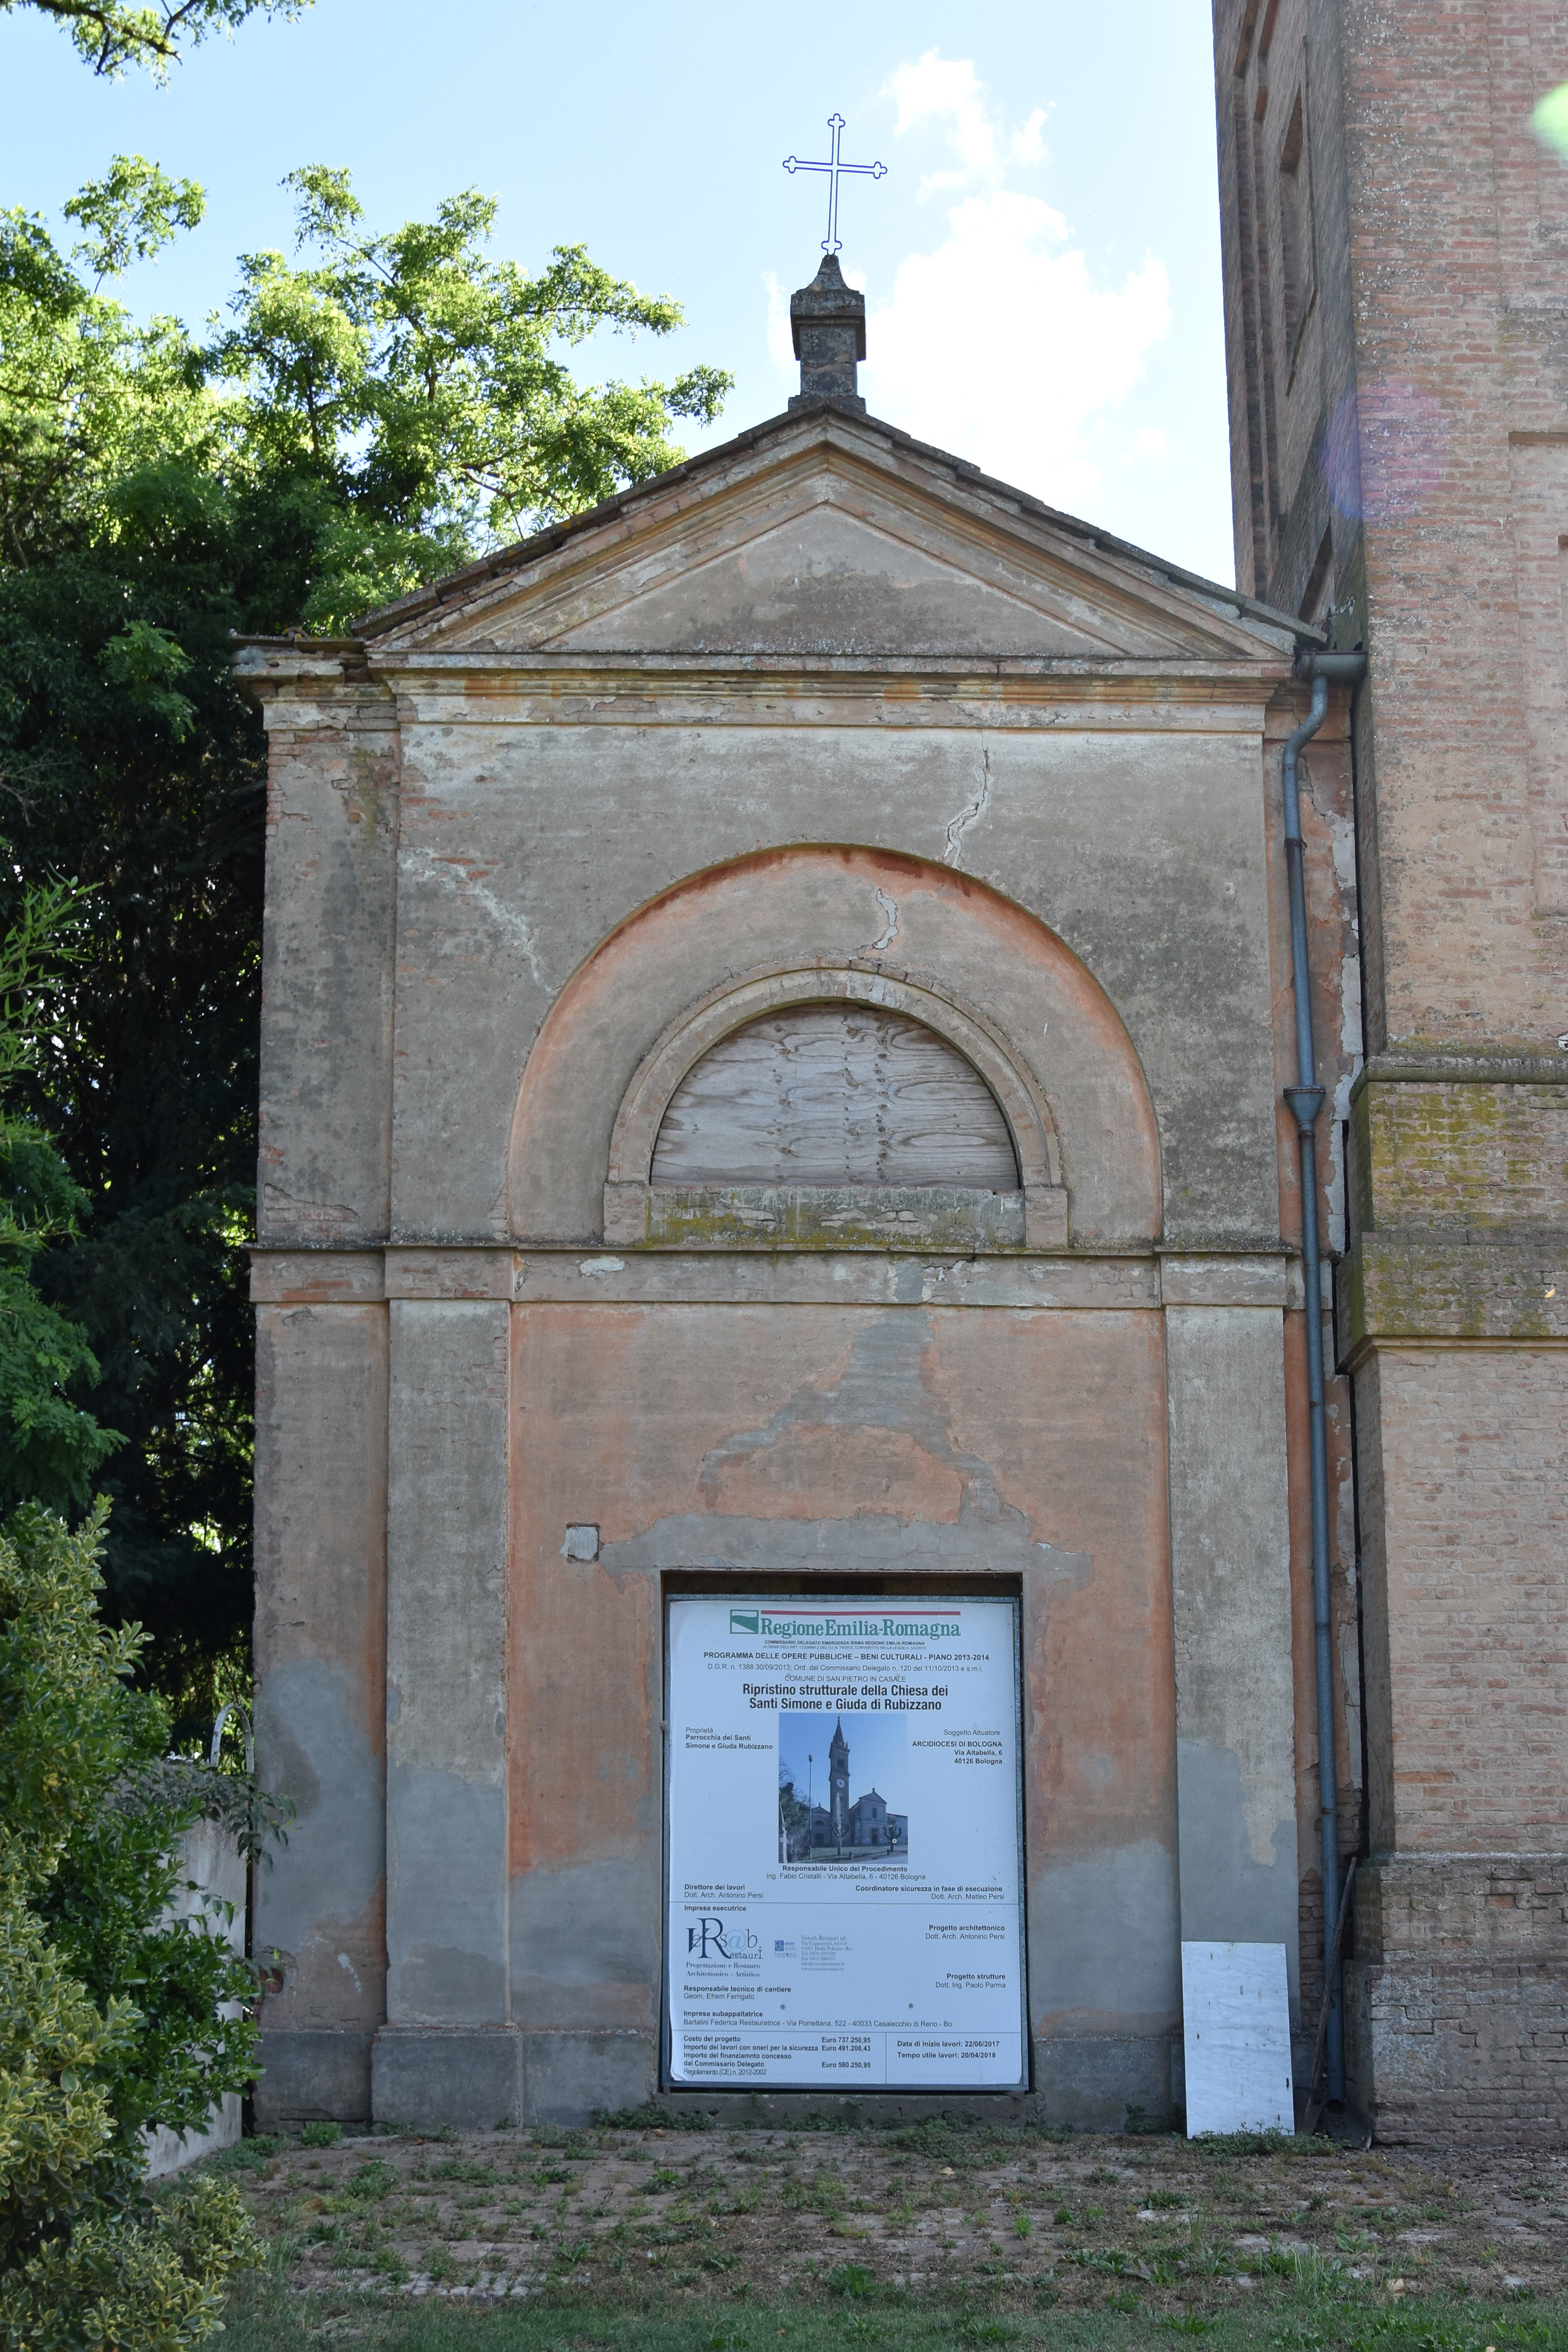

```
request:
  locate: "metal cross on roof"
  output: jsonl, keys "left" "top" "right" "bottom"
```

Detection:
{"left": 783, "top": 114, "right": 887, "bottom": 254}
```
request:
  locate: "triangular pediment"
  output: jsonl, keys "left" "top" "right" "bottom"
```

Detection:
{"left": 359, "top": 407, "right": 1301, "bottom": 665}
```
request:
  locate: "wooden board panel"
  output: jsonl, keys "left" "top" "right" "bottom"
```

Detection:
{"left": 651, "top": 1005, "right": 1020, "bottom": 1189}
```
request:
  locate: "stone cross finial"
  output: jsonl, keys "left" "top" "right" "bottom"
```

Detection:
{"left": 788, "top": 254, "right": 867, "bottom": 414}
{"left": 782, "top": 112, "right": 887, "bottom": 254}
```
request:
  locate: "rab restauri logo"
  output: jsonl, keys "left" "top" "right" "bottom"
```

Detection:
{"left": 686, "top": 1917, "right": 760, "bottom": 1960}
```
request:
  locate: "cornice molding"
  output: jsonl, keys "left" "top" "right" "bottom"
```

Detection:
{"left": 1351, "top": 1050, "right": 1568, "bottom": 1099}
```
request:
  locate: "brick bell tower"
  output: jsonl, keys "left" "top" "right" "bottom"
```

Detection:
{"left": 828, "top": 1719, "right": 850, "bottom": 1848}
{"left": 1211, "top": 0, "right": 1568, "bottom": 2143}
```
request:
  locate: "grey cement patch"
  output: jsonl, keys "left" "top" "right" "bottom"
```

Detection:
{"left": 372, "top": 2027, "right": 522, "bottom": 2131}
{"left": 602, "top": 1310, "right": 1094, "bottom": 1583}
{"left": 510, "top": 1857, "right": 658, "bottom": 1991}
{"left": 254, "top": 2028, "right": 374, "bottom": 2126}
{"left": 1031, "top": 2031, "right": 1177, "bottom": 2129}
{"left": 256, "top": 714, "right": 398, "bottom": 1245}
{"left": 1176, "top": 1737, "right": 1301, "bottom": 2016}
{"left": 524, "top": 2030, "right": 655, "bottom": 2124}
{"left": 1163, "top": 1303, "right": 1299, "bottom": 2009}
{"left": 1029, "top": 1839, "right": 1181, "bottom": 2027}
{"left": 386, "top": 1763, "right": 507, "bottom": 2024}
{"left": 254, "top": 1658, "right": 384, "bottom": 1956}
{"left": 385, "top": 1301, "right": 511, "bottom": 2028}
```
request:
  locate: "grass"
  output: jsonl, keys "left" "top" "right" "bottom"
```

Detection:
{"left": 211, "top": 2115, "right": 1568, "bottom": 2349}
{"left": 221, "top": 2269, "right": 1568, "bottom": 2350}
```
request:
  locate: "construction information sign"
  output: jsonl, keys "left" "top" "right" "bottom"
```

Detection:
{"left": 663, "top": 1593, "right": 1027, "bottom": 2091}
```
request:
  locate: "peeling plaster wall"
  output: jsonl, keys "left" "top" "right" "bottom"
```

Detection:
{"left": 252, "top": 1303, "right": 388, "bottom": 2125}
{"left": 257, "top": 680, "right": 399, "bottom": 1245}
{"left": 370, "top": 1297, "right": 518, "bottom": 2126}
{"left": 387, "top": 721, "right": 1274, "bottom": 1248}
{"left": 1165, "top": 1305, "right": 1300, "bottom": 2017}
{"left": 508, "top": 1300, "right": 1181, "bottom": 2111}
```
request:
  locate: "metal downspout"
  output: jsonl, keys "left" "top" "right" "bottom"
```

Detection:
{"left": 1281, "top": 647, "right": 1366, "bottom": 2108}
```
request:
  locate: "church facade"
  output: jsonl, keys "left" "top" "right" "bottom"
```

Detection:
{"left": 1212, "top": 0, "right": 1568, "bottom": 2141}
{"left": 240, "top": 259, "right": 1361, "bottom": 2131}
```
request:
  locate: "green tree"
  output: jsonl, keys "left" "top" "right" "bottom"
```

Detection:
{"left": 0, "top": 0, "right": 305, "bottom": 80}
{"left": 0, "top": 159, "right": 729, "bottom": 1716}
{"left": 0, "top": 885, "right": 121, "bottom": 1515}
{"left": 211, "top": 164, "right": 731, "bottom": 630}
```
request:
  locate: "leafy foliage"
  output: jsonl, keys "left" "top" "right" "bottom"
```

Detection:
{"left": 0, "top": 0, "right": 305, "bottom": 80}
{"left": 0, "top": 1504, "right": 259, "bottom": 2133}
{"left": 0, "top": 158, "right": 728, "bottom": 1715}
{"left": 0, "top": 888, "right": 121, "bottom": 1517}
{"left": 210, "top": 165, "right": 731, "bottom": 631}
{"left": 0, "top": 2165, "right": 251, "bottom": 2351}
{"left": 0, "top": 1504, "right": 260, "bottom": 2347}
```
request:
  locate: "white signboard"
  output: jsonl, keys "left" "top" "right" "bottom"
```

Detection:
{"left": 664, "top": 1593, "right": 1026, "bottom": 2091}
{"left": 1181, "top": 1940, "right": 1294, "bottom": 2136}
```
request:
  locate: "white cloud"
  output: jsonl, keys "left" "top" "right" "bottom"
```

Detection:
{"left": 761, "top": 52, "right": 1179, "bottom": 536}
{"left": 861, "top": 187, "right": 1171, "bottom": 516}
{"left": 887, "top": 50, "right": 1049, "bottom": 193}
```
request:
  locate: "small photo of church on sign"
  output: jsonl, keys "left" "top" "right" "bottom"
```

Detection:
{"left": 778, "top": 1712, "right": 908, "bottom": 1864}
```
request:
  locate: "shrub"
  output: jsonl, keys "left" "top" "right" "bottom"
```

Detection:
{"left": 0, "top": 1505, "right": 269, "bottom": 2347}
{"left": 0, "top": 2173, "right": 252, "bottom": 2352}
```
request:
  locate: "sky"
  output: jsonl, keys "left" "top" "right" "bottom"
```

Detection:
{"left": 0, "top": 0, "right": 1238, "bottom": 585}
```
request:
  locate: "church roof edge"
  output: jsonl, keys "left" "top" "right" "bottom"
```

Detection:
{"left": 344, "top": 397, "right": 1325, "bottom": 654}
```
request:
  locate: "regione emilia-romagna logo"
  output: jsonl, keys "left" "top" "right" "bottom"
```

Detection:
{"left": 728, "top": 1607, "right": 960, "bottom": 1639}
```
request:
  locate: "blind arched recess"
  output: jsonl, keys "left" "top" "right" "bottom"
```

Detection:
{"left": 650, "top": 1003, "right": 1020, "bottom": 1190}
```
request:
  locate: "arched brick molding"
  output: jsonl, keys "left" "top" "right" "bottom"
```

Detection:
{"left": 506, "top": 845, "right": 1160, "bottom": 1246}
{"left": 604, "top": 963, "right": 1064, "bottom": 1247}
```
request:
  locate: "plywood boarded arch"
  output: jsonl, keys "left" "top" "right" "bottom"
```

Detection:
{"left": 505, "top": 845, "right": 1161, "bottom": 1248}
{"left": 605, "top": 964, "right": 1062, "bottom": 1248}
{"left": 652, "top": 1003, "right": 1022, "bottom": 1191}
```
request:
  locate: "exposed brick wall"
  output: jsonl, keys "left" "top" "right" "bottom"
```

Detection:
{"left": 1355, "top": 1346, "right": 1568, "bottom": 1853}
{"left": 1216, "top": 0, "right": 1568, "bottom": 1048}
{"left": 1346, "top": 1852, "right": 1568, "bottom": 2142}
{"left": 1354, "top": 1078, "right": 1568, "bottom": 1234}
{"left": 1215, "top": 0, "right": 1568, "bottom": 2132}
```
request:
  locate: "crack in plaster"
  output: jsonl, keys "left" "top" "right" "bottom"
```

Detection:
{"left": 943, "top": 739, "right": 993, "bottom": 867}
{"left": 865, "top": 888, "right": 899, "bottom": 954}
{"left": 402, "top": 845, "right": 552, "bottom": 991}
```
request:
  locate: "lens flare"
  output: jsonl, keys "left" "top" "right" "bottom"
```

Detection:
{"left": 1533, "top": 84, "right": 1568, "bottom": 158}
{"left": 1321, "top": 380, "right": 1448, "bottom": 523}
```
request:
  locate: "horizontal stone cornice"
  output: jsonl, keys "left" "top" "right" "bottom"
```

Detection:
{"left": 1351, "top": 1049, "right": 1568, "bottom": 1098}
{"left": 249, "top": 1239, "right": 1306, "bottom": 1312}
